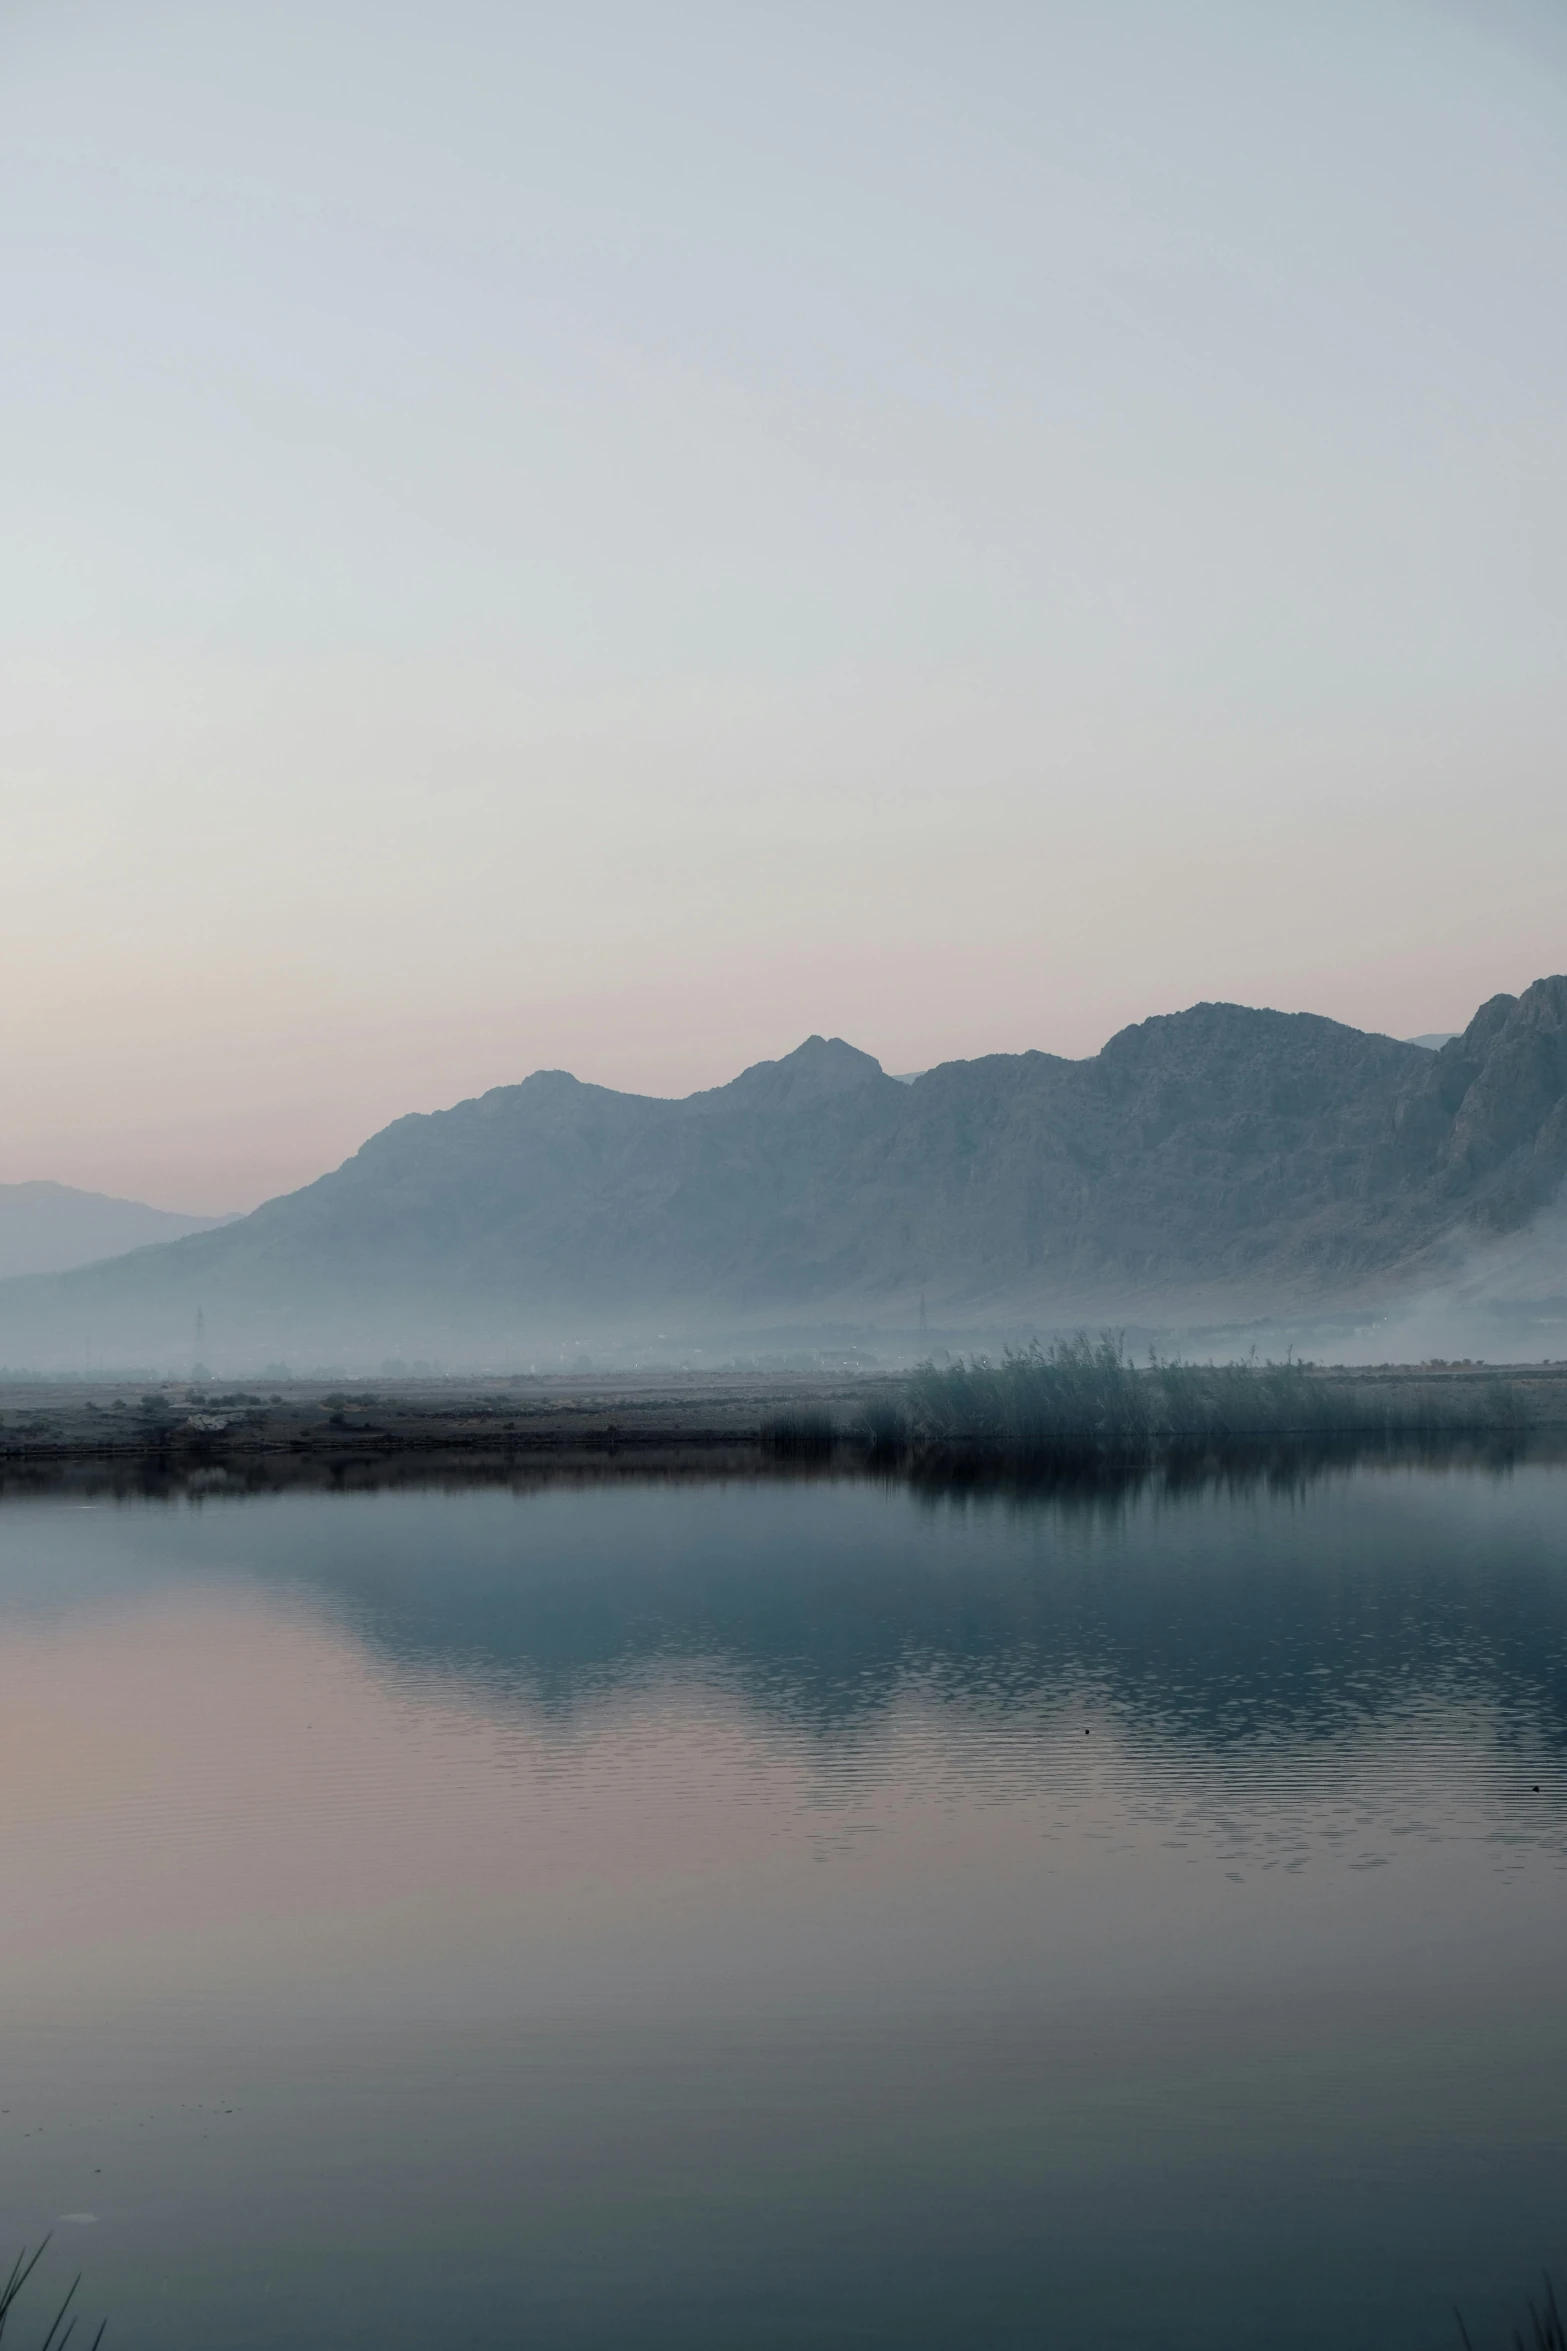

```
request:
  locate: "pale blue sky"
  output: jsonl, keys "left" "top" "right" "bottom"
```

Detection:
{"left": 3, "top": 0, "right": 1565, "bottom": 1206}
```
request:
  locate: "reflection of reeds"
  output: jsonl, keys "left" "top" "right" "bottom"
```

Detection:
{"left": 904, "top": 1333, "right": 1528, "bottom": 1452}
{"left": 0, "top": 2238, "right": 105, "bottom": 2350}
{"left": 759, "top": 1407, "right": 837, "bottom": 1456}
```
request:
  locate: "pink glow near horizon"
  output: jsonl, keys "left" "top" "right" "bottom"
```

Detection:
{"left": 3, "top": 1, "right": 1564, "bottom": 1214}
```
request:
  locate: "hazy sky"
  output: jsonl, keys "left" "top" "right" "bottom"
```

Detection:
{"left": 4, "top": 0, "right": 1566, "bottom": 1209}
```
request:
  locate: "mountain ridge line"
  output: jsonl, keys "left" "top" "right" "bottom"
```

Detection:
{"left": 2, "top": 977, "right": 1565, "bottom": 1367}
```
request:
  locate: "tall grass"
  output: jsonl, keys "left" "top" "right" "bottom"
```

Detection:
{"left": 0, "top": 2239, "right": 105, "bottom": 2349}
{"left": 902, "top": 1333, "right": 1526, "bottom": 1452}
{"left": 1457, "top": 2273, "right": 1566, "bottom": 2350}
{"left": 759, "top": 1407, "right": 837, "bottom": 1457}
{"left": 0, "top": 2223, "right": 1557, "bottom": 2345}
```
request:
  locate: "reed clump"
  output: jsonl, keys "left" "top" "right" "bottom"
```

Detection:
{"left": 1457, "top": 2271, "right": 1566, "bottom": 2349}
{"left": 0, "top": 2237, "right": 105, "bottom": 2349}
{"left": 759, "top": 1407, "right": 837, "bottom": 1457}
{"left": 903, "top": 1333, "right": 1527, "bottom": 1453}
{"left": 853, "top": 1398, "right": 911, "bottom": 1457}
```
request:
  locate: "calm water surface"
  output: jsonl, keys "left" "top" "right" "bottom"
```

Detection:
{"left": 1, "top": 1455, "right": 1566, "bottom": 2348}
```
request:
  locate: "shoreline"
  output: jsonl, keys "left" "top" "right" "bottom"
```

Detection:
{"left": 0, "top": 1368, "right": 877, "bottom": 1468}
{"left": 3, "top": 1361, "right": 1567, "bottom": 1471}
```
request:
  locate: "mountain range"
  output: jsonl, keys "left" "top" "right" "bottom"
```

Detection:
{"left": 3, "top": 977, "right": 1566, "bottom": 1370}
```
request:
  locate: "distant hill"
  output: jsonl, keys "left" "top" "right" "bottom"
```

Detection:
{"left": 0, "top": 1182, "right": 229, "bottom": 1280}
{"left": 3, "top": 978, "right": 1566, "bottom": 1368}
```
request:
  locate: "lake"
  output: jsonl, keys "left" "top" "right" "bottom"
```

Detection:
{"left": 1, "top": 1449, "right": 1565, "bottom": 2348}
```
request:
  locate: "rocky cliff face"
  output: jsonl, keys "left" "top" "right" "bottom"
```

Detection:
{"left": 1409, "top": 979, "right": 1567, "bottom": 1225}
{"left": 5, "top": 979, "right": 1567, "bottom": 1363}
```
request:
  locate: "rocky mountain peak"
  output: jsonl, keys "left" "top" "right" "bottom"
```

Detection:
{"left": 713, "top": 1035, "right": 891, "bottom": 1109}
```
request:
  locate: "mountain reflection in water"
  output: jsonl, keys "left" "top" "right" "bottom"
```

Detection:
{"left": 0, "top": 1445, "right": 1564, "bottom": 2351}
{"left": 35, "top": 1438, "right": 1566, "bottom": 1756}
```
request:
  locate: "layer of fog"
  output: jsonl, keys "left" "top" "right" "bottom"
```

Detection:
{"left": 0, "top": 1183, "right": 230, "bottom": 1281}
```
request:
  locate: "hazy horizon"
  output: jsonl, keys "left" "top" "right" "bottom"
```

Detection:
{"left": 5, "top": 1, "right": 1566, "bottom": 1211}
